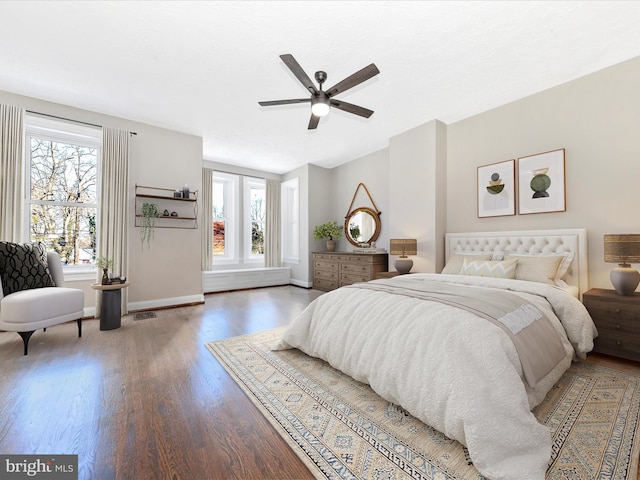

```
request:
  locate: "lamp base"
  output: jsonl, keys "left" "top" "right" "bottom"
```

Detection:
{"left": 394, "top": 257, "right": 413, "bottom": 275}
{"left": 610, "top": 264, "right": 640, "bottom": 296}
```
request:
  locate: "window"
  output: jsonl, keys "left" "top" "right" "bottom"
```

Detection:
{"left": 244, "top": 177, "right": 265, "bottom": 260}
{"left": 210, "top": 172, "right": 266, "bottom": 267}
{"left": 281, "top": 177, "right": 300, "bottom": 263}
{"left": 212, "top": 172, "right": 237, "bottom": 263}
{"left": 24, "top": 115, "right": 101, "bottom": 266}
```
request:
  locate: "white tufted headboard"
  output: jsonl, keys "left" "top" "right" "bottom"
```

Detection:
{"left": 445, "top": 228, "right": 588, "bottom": 299}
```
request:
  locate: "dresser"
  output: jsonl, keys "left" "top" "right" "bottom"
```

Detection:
{"left": 582, "top": 288, "right": 640, "bottom": 362}
{"left": 312, "top": 252, "right": 388, "bottom": 291}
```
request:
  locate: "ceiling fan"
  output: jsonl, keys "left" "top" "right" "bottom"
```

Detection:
{"left": 258, "top": 54, "right": 380, "bottom": 130}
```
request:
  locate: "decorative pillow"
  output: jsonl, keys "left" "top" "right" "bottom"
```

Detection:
{"left": 442, "top": 253, "right": 493, "bottom": 274}
{"left": 460, "top": 258, "right": 518, "bottom": 279}
{"left": 0, "top": 241, "right": 55, "bottom": 295}
{"left": 504, "top": 254, "right": 564, "bottom": 285}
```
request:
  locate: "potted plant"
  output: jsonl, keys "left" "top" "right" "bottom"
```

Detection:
{"left": 96, "top": 257, "right": 113, "bottom": 285}
{"left": 313, "top": 221, "right": 343, "bottom": 252}
{"left": 141, "top": 202, "right": 160, "bottom": 249}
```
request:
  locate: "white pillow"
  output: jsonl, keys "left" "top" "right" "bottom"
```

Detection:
{"left": 442, "top": 252, "right": 493, "bottom": 275}
{"left": 460, "top": 258, "right": 518, "bottom": 279}
{"left": 504, "top": 254, "right": 564, "bottom": 285}
{"left": 505, "top": 252, "right": 574, "bottom": 284}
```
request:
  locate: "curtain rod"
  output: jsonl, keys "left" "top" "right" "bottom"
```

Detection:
{"left": 26, "top": 110, "right": 137, "bottom": 135}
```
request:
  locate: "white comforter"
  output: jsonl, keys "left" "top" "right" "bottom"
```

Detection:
{"left": 274, "top": 273, "right": 597, "bottom": 480}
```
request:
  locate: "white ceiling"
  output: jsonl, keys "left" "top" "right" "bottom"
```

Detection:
{"left": 1, "top": 1, "right": 640, "bottom": 175}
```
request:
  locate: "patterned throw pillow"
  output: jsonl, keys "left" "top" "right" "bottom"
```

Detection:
{"left": 0, "top": 242, "right": 55, "bottom": 296}
{"left": 460, "top": 258, "right": 518, "bottom": 279}
{"left": 441, "top": 253, "right": 493, "bottom": 274}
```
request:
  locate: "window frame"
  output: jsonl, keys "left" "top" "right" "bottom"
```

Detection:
{"left": 281, "top": 177, "right": 300, "bottom": 264}
{"left": 243, "top": 177, "right": 266, "bottom": 263}
{"left": 212, "top": 172, "right": 238, "bottom": 264}
{"left": 23, "top": 115, "right": 102, "bottom": 278}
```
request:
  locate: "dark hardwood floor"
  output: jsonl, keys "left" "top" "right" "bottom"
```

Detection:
{"left": 0, "top": 285, "right": 638, "bottom": 480}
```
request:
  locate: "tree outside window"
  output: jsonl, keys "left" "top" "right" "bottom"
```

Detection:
{"left": 28, "top": 137, "right": 98, "bottom": 264}
{"left": 250, "top": 185, "right": 265, "bottom": 255}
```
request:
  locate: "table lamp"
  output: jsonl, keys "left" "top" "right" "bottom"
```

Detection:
{"left": 390, "top": 239, "right": 418, "bottom": 274}
{"left": 604, "top": 234, "right": 640, "bottom": 296}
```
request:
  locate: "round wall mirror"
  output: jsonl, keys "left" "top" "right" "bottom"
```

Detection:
{"left": 344, "top": 207, "right": 381, "bottom": 247}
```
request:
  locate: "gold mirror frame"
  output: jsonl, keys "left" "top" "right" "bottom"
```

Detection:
{"left": 344, "top": 207, "right": 381, "bottom": 247}
{"left": 344, "top": 183, "right": 382, "bottom": 247}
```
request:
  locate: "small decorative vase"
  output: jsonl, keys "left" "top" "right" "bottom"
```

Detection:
{"left": 101, "top": 268, "right": 109, "bottom": 285}
{"left": 326, "top": 239, "right": 336, "bottom": 252}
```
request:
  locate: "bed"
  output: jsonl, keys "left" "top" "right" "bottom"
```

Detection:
{"left": 275, "top": 229, "right": 597, "bottom": 480}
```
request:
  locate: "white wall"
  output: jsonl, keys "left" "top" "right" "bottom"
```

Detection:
{"left": 446, "top": 55, "right": 640, "bottom": 290}
{"left": 330, "top": 148, "right": 389, "bottom": 252}
{"left": 0, "top": 90, "right": 204, "bottom": 310}
{"left": 389, "top": 120, "right": 447, "bottom": 273}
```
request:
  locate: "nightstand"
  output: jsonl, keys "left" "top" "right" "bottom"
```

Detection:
{"left": 583, "top": 288, "right": 640, "bottom": 362}
{"left": 374, "top": 271, "right": 400, "bottom": 279}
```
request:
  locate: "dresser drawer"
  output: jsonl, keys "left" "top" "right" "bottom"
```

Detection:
{"left": 593, "top": 331, "right": 640, "bottom": 362}
{"left": 341, "top": 272, "right": 369, "bottom": 285}
{"left": 585, "top": 298, "right": 640, "bottom": 323}
{"left": 315, "top": 269, "right": 338, "bottom": 281}
{"left": 341, "top": 263, "right": 372, "bottom": 275}
{"left": 313, "top": 278, "right": 339, "bottom": 291}
{"left": 315, "top": 260, "right": 339, "bottom": 272}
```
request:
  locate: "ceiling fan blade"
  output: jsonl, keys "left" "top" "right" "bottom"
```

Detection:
{"left": 330, "top": 99, "right": 374, "bottom": 118}
{"left": 308, "top": 114, "right": 320, "bottom": 130}
{"left": 258, "top": 98, "right": 311, "bottom": 106}
{"left": 280, "top": 54, "right": 318, "bottom": 95}
{"left": 325, "top": 63, "right": 380, "bottom": 97}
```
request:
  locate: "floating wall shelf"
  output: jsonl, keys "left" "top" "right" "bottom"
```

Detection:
{"left": 134, "top": 184, "right": 198, "bottom": 229}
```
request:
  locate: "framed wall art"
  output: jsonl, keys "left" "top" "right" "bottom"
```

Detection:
{"left": 517, "top": 148, "right": 566, "bottom": 214}
{"left": 477, "top": 159, "right": 515, "bottom": 218}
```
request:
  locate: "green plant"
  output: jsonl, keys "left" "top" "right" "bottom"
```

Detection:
{"left": 141, "top": 202, "right": 160, "bottom": 249}
{"left": 313, "top": 221, "right": 343, "bottom": 241}
{"left": 95, "top": 257, "right": 113, "bottom": 269}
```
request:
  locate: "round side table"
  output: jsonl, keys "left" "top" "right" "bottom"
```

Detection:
{"left": 91, "top": 283, "right": 130, "bottom": 331}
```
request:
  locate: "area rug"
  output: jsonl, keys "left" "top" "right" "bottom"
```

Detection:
{"left": 206, "top": 328, "right": 640, "bottom": 480}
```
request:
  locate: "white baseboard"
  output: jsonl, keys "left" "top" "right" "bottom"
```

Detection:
{"left": 127, "top": 294, "right": 205, "bottom": 312}
{"left": 203, "top": 267, "right": 291, "bottom": 293}
{"left": 290, "top": 277, "right": 312, "bottom": 288}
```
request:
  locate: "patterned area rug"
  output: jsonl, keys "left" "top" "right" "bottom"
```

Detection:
{"left": 206, "top": 328, "right": 640, "bottom": 480}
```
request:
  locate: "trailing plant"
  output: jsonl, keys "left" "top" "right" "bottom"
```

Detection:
{"left": 141, "top": 202, "right": 160, "bottom": 249}
{"left": 313, "top": 221, "right": 343, "bottom": 241}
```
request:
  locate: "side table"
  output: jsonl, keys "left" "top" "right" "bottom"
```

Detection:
{"left": 582, "top": 288, "right": 640, "bottom": 362}
{"left": 91, "top": 283, "right": 130, "bottom": 331}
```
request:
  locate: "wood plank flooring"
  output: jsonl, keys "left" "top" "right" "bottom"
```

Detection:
{"left": 0, "top": 285, "right": 638, "bottom": 480}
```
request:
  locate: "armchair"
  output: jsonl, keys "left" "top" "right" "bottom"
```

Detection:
{"left": 0, "top": 248, "right": 84, "bottom": 355}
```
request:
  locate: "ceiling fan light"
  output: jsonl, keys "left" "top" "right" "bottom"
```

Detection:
{"left": 311, "top": 97, "right": 330, "bottom": 117}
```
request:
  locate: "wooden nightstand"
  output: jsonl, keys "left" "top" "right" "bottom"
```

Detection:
{"left": 374, "top": 271, "right": 400, "bottom": 279}
{"left": 583, "top": 288, "right": 640, "bottom": 362}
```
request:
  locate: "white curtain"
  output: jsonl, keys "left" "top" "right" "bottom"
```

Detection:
{"left": 264, "top": 178, "right": 281, "bottom": 267}
{"left": 0, "top": 104, "right": 24, "bottom": 241}
{"left": 201, "top": 167, "right": 213, "bottom": 270}
{"left": 98, "top": 127, "right": 130, "bottom": 315}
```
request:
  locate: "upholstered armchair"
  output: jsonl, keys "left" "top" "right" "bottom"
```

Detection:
{"left": 0, "top": 243, "right": 84, "bottom": 355}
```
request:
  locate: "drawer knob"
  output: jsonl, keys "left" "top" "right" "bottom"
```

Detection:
{"left": 616, "top": 324, "right": 621, "bottom": 330}
{"left": 614, "top": 308, "right": 621, "bottom": 313}
{"left": 616, "top": 341, "right": 622, "bottom": 346}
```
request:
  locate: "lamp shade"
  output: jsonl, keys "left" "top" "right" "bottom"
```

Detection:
{"left": 604, "top": 234, "right": 640, "bottom": 296}
{"left": 389, "top": 239, "right": 417, "bottom": 257}
{"left": 604, "top": 234, "right": 640, "bottom": 264}
{"left": 311, "top": 95, "right": 330, "bottom": 117}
